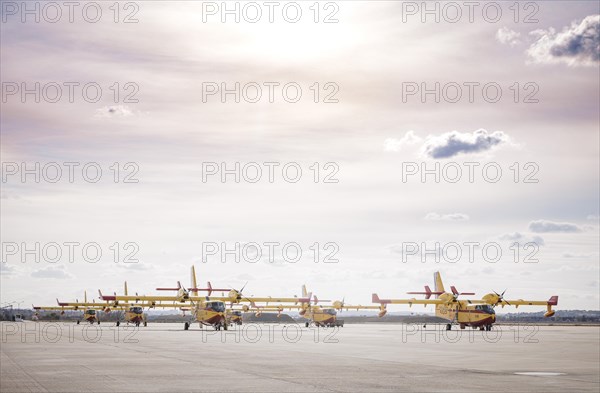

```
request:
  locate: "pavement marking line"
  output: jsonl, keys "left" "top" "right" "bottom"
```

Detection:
{"left": 0, "top": 349, "right": 48, "bottom": 393}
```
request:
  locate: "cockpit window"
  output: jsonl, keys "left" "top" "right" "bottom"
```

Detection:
{"left": 206, "top": 302, "right": 225, "bottom": 312}
{"left": 324, "top": 309, "right": 337, "bottom": 315}
{"left": 131, "top": 307, "right": 143, "bottom": 314}
{"left": 86, "top": 309, "right": 96, "bottom": 315}
{"left": 475, "top": 305, "right": 495, "bottom": 314}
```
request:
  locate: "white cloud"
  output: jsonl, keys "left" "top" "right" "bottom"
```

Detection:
{"left": 529, "top": 220, "right": 583, "bottom": 233}
{"left": 562, "top": 252, "right": 597, "bottom": 258}
{"left": 421, "top": 129, "right": 511, "bottom": 159}
{"left": 0, "top": 263, "right": 18, "bottom": 276}
{"left": 527, "top": 14, "right": 600, "bottom": 66}
{"left": 424, "top": 212, "right": 470, "bottom": 221}
{"left": 384, "top": 131, "right": 422, "bottom": 152}
{"left": 586, "top": 214, "right": 599, "bottom": 221}
{"left": 116, "top": 263, "right": 154, "bottom": 271}
{"left": 31, "top": 265, "right": 74, "bottom": 279}
{"left": 496, "top": 27, "right": 522, "bottom": 46}
{"left": 498, "top": 232, "right": 545, "bottom": 246}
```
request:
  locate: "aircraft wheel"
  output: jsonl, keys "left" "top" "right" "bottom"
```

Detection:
{"left": 184, "top": 322, "right": 190, "bottom": 331}
{"left": 305, "top": 322, "right": 309, "bottom": 328}
{"left": 116, "top": 321, "right": 120, "bottom": 327}
{"left": 143, "top": 321, "right": 147, "bottom": 327}
{"left": 77, "top": 320, "right": 80, "bottom": 325}
{"left": 224, "top": 323, "right": 228, "bottom": 331}
{"left": 135, "top": 321, "right": 140, "bottom": 327}
{"left": 97, "top": 320, "right": 100, "bottom": 325}
{"left": 446, "top": 324, "right": 451, "bottom": 331}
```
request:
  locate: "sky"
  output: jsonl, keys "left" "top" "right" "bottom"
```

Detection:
{"left": 1, "top": 1, "right": 599, "bottom": 312}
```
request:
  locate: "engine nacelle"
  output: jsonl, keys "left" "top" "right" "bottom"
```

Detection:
{"left": 544, "top": 310, "right": 555, "bottom": 318}
{"left": 378, "top": 309, "right": 387, "bottom": 318}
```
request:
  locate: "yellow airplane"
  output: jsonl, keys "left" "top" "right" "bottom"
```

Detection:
{"left": 240, "top": 287, "right": 382, "bottom": 328}
{"left": 33, "top": 291, "right": 104, "bottom": 324}
{"left": 372, "top": 272, "right": 558, "bottom": 331}
{"left": 226, "top": 309, "right": 243, "bottom": 326}
{"left": 98, "top": 266, "right": 314, "bottom": 330}
{"left": 100, "top": 282, "right": 150, "bottom": 327}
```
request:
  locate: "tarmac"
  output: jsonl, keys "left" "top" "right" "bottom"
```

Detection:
{"left": 1, "top": 322, "right": 599, "bottom": 392}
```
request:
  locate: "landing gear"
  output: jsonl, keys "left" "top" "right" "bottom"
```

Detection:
{"left": 116, "top": 321, "right": 120, "bottom": 327}
{"left": 223, "top": 323, "right": 228, "bottom": 331}
{"left": 97, "top": 320, "right": 100, "bottom": 325}
{"left": 143, "top": 321, "right": 147, "bottom": 327}
{"left": 184, "top": 322, "right": 190, "bottom": 330}
{"left": 485, "top": 325, "right": 492, "bottom": 331}
{"left": 305, "top": 322, "right": 309, "bottom": 328}
{"left": 77, "top": 320, "right": 80, "bottom": 325}
{"left": 135, "top": 321, "right": 140, "bottom": 327}
{"left": 446, "top": 324, "right": 452, "bottom": 331}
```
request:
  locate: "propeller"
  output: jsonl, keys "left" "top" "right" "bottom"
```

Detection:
{"left": 227, "top": 282, "right": 248, "bottom": 303}
{"left": 494, "top": 290, "right": 510, "bottom": 306}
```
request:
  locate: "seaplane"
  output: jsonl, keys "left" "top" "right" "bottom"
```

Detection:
{"left": 98, "top": 266, "right": 314, "bottom": 330}
{"left": 33, "top": 291, "right": 105, "bottom": 324}
{"left": 372, "top": 272, "right": 558, "bottom": 331}
{"left": 241, "top": 286, "right": 383, "bottom": 327}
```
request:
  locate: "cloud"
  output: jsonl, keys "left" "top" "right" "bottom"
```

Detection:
{"left": 498, "top": 232, "right": 545, "bottom": 246}
{"left": 424, "top": 212, "right": 470, "bottom": 221}
{"left": 421, "top": 129, "right": 511, "bottom": 159}
{"left": 587, "top": 214, "right": 599, "bottom": 221}
{"left": 562, "top": 252, "right": 597, "bottom": 258}
{"left": 94, "top": 105, "right": 134, "bottom": 118}
{"left": 384, "top": 131, "right": 422, "bottom": 152}
{"left": 527, "top": 14, "right": 600, "bottom": 66}
{"left": 115, "top": 263, "right": 154, "bottom": 271}
{"left": 528, "top": 220, "right": 583, "bottom": 233}
{"left": 0, "top": 263, "right": 18, "bottom": 276}
{"left": 31, "top": 265, "right": 73, "bottom": 279}
{"left": 496, "top": 27, "right": 522, "bottom": 46}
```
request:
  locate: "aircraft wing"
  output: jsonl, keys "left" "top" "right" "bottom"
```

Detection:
{"left": 372, "top": 294, "right": 445, "bottom": 306}
{"left": 468, "top": 296, "right": 559, "bottom": 308}
{"left": 99, "top": 294, "right": 186, "bottom": 303}
{"left": 207, "top": 296, "right": 312, "bottom": 304}
{"left": 337, "top": 305, "right": 383, "bottom": 311}
{"left": 33, "top": 306, "right": 80, "bottom": 311}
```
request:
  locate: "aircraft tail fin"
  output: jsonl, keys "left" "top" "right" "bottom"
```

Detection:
{"left": 191, "top": 266, "right": 198, "bottom": 296}
{"left": 84, "top": 291, "right": 87, "bottom": 303}
{"left": 548, "top": 296, "right": 559, "bottom": 306}
{"left": 433, "top": 272, "right": 445, "bottom": 296}
{"left": 124, "top": 281, "right": 128, "bottom": 296}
